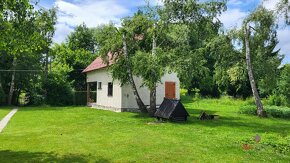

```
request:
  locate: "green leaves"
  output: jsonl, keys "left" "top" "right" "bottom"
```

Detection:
{"left": 162, "top": 0, "right": 226, "bottom": 25}
{"left": 68, "top": 23, "right": 96, "bottom": 53}
{"left": 132, "top": 49, "right": 166, "bottom": 89}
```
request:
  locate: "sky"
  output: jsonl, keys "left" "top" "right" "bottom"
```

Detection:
{"left": 38, "top": 0, "right": 290, "bottom": 64}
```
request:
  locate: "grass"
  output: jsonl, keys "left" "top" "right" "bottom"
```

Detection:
{"left": 0, "top": 97, "right": 289, "bottom": 162}
{"left": 0, "top": 107, "right": 12, "bottom": 120}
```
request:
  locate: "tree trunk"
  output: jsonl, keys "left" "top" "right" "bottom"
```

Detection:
{"left": 44, "top": 51, "right": 49, "bottom": 101}
{"left": 45, "top": 52, "right": 49, "bottom": 79}
{"left": 244, "top": 25, "right": 267, "bottom": 117}
{"left": 8, "top": 57, "right": 16, "bottom": 105}
{"left": 149, "top": 29, "right": 157, "bottom": 116}
{"left": 122, "top": 34, "right": 147, "bottom": 113}
{"left": 149, "top": 87, "right": 156, "bottom": 116}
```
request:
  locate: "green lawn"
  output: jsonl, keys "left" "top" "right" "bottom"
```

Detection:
{"left": 0, "top": 97, "right": 289, "bottom": 162}
{"left": 0, "top": 107, "right": 11, "bottom": 120}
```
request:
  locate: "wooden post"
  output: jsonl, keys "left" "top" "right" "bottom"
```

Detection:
{"left": 87, "top": 83, "right": 90, "bottom": 106}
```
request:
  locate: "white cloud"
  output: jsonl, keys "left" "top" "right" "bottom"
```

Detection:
{"left": 55, "top": 0, "right": 129, "bottom": 27}
{"left": 52, "top": 0, "right": 131, "bottom": 43}
{"left": 149, "top": 0, "right": 163, "bottom": 6}
{"left": 53, "top": 23, "right": 74, "bottom": 43}
{"left": 262, "top": 0, "right": 279, "bottom": 10}
{"left": 52, "top": 0, "right": 164, "bottom": 43}
{"left": 133, "top": 0, "right": 163, "bottom": 7}
{"left": 227, "top": 0, "right": 244, "bottom": 6}
{"left": 219, "top": 8, "right": 248, "bottom": 30}
{"left": 277, "top": 28, "right": 290, "bottom": 64}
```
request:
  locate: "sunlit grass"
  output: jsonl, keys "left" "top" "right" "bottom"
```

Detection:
{"left": 0, "top": 107, "right": 11, "bottom": 120}
{"left": 0, "top": 97, "right": 289, "bottom": 162}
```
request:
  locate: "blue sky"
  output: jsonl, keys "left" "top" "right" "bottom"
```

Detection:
{"left": 38, "top": 0, "right": 290, "bottom": 64}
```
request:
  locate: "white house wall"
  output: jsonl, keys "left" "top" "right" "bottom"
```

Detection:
{"left": 121, "top": 76, "right": 150, "bottom": 109}
{"left": 86, "top": 69, "right": 122, "bottom": 109}
{"left": 121, "top": 72, "right": 180, "bottom": 109}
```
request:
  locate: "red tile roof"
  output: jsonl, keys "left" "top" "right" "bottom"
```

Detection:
{"left": 82, "top": 53, "right": 114, "bottom": 73}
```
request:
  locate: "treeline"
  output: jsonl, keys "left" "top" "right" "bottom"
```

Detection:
{"left": 0, "top": 0, "right": 289, "bottom": 111}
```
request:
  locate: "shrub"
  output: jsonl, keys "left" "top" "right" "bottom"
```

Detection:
{"left": 215, "top": 95, "right": 236, "bottom": 105}
{"left": 239, "top": 105, "right": 257, "bottom": 115}
{"left": 265, "top": 94, "right": 288, "bottom": 106}
{"left": 29, "top": 93, "right": 45, "bottom": 106}
{"left": 244, "top": 97, "right": 255, "bottom": 105}
{"left": 239, "top": 105, "right": 290, "bottom": 118}
{"left": 192, "top": 88, "right": 201, "bottom": 101}
{"left": 43, "top": 73, "right": 74, "bottom": 106}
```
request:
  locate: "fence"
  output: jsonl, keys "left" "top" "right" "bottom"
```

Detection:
{"left": 73, "top": 91, "right": 96, "bottom": 106}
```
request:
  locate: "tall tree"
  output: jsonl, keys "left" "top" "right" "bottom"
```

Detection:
{"left": 161, "top": 0, "right": 226, "bottom": 95}
{"left": 1, "top": 0, "right": 57, "bottom": 105}
{"left": 128, "top": 10, "right": 168, "bottom": 116}
{"left": 243, "top": 7, "right": 284, "bottom": 117}
{"left": 67, "top": 23, "right": 96, "bottom": 53}
{"left": 51, "top": 24, "right": 96, "bottom": 91}
{"left": 276, "top": 64, "right": 290, "bottom": 106}
{"left": 244, "top": 24, "right": 266, "bottom": 117}
{"left": 95, "top": 24, "right": 148, "bottom": 113}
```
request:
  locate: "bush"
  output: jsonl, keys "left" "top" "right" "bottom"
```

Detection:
{"left": 29, "top": 93, "right": 45, "bottom": 106}
{"left": 239, "top": 105, "right": 290, "bottom": 118}
{"left": 43, "top": 73, "right": 74, "bottom": 106}
{"left": 244, "top": 97, "right": 255, "bottom": 105}
{"left": 265, "top": 94, "right": 288, "bottom": 106}
{"left": 239, "top": 105, "right": 257, "bottom": 115}
{"left": 192, "top": 88, "right": 201, "bottom": 101}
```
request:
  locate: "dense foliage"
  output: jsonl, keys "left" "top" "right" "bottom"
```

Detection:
{"left": 0, "top": 0, "right": 57, "bottom": 105}
{"left": 0, "top": 86, "right": 5, "bottom": 105}
{"left": 0, "top": 0, "right": 289, "bottom": 112}
{"left": 43, "top": 73, "right": 74, "bottom": 106}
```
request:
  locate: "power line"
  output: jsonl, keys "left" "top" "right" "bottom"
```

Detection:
{"left": 0, "top": 69, "right": 85, "bottom": 72}
{"left": 0, "top": 70, "right": 43, "bottom": 72}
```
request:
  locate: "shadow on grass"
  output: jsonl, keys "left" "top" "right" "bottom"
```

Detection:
{"left": 0, "top": 107, "right": 13, "bottom": 110}
{"left": 130, "top": 111, "right": 289, "bottom": 135}
{"left": 176, "top": 116, "right": 289, "bottom": 135}
{"left": 18, "top": 106, "right": 89, "bottom": 112}
{"left": 130, "top": 112, "right": 151, "bottom": 119}
{"left": 0, "top": 150, "right": 110, "bottom": 163}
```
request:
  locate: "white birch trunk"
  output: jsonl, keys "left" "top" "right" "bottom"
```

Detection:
{"left": 244, "top": 25, "right": 267, "bottom": 117}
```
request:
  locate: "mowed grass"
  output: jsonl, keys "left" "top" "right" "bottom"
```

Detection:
{"left": 0, "top": 107, "right": 12, "bottom": 120}
{"left": 0, "top": 97, "right": 289, "bottom": 162}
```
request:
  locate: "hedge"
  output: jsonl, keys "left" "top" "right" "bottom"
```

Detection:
{"left": 239, "top": 105, "right": 290, "bottom": 118}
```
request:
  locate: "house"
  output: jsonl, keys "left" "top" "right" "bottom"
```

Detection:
{"left": 82, "top": 54, "right": 180, "bottom": 112}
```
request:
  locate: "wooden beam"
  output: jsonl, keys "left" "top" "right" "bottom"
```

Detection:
{"left": 87, "top": 83, "right": 90, "bottom": 106}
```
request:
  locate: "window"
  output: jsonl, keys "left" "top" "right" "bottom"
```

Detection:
{"left": 108, "top": 82, "right": 113, "bottom": 96}
{"left": 98, "top": 82, "right": 102, "bottom": 90}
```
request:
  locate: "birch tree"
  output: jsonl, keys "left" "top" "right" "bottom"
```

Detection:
{"left": 241, "top": 7, "right": 282, "bottom": 117}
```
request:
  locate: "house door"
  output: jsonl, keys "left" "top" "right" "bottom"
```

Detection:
{"left": 165, "top": 82, "right": 176, "bottom": 99}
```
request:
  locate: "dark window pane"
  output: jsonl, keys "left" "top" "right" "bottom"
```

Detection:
{"left": 108, "top": 82, "right": 113, "bottom": 96}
